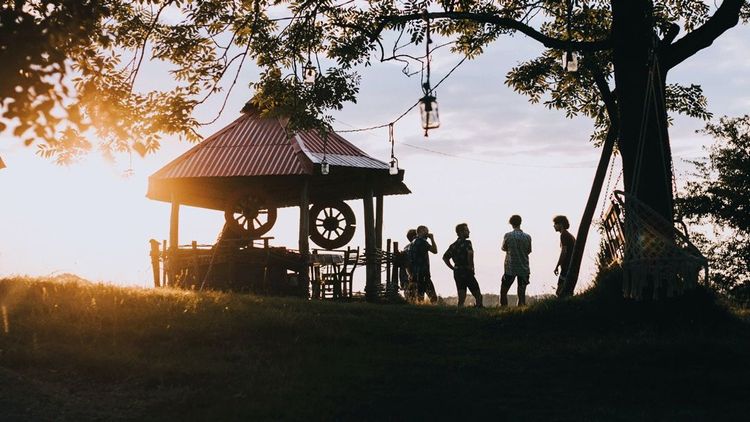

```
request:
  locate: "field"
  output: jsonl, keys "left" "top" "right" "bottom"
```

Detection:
{"left": 1, "top": 270, "right": 749, "bottom": 421}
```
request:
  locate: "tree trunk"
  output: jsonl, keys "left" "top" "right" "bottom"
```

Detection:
{"left": 612, "top": 0, "right": 675, "bottom": 227}
{"left": 612, "top": 0, "right": 676, "bottom": 297}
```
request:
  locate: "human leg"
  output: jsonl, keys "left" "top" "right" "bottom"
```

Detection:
{"left": 555, "top": 275, "right": 566, "bottom": 297}
{"left": 454, "top": 270, "right": 467, "bottom": 307}
{"left": 416, "top": 274, "right": 426, "bottom": 303}
{"left": 500, "top": 274, "right": 514, "bottom": 307}
{"left": 466, "top": 274, "right": 483, "bottom": 307}
{"left": 425, "top": 275, "right": 438, "bottom": 304}
{"left": 517, "top": 275, "right": 529, "bottom": 306}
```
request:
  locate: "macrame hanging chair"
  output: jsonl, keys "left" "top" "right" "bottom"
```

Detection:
{"left": 599, "top": 40, "right": 709, "bottom": 300}
{"left": 613, "top": 190, "right": 708, "bottom": 299}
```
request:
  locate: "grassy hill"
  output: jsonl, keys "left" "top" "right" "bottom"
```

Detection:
{"left": 1, "top": 271, "right": 749, "bottom": 421}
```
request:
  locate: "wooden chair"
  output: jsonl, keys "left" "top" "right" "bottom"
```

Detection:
{"left": 339, "top": 246, "right": 359, "bottom": 298}
{"left": 310, "top": 247, "right": 359, "bottom": 299}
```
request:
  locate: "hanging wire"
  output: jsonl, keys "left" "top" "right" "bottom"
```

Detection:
{"left": 422, "top": 10, "right": 433, "bottom": 137}
{"left": 389, "top": 123, "right": 395, "bottom": 159}
{"left": 335, "top": 55, "right": 468, "bottom": 134}
{"left": 122, "top": 146, "right": 135, "bottom": 178}
{"left": 320, "top": 129, "right": 330, "bottom": 174}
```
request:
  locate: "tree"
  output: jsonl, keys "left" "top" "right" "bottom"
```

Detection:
{"left": 678, "top": 116, "right": 750, "bottom": 302}
{"left": 2, "top": 1, "right": 749, "bottom": 293}
{"left": 0, "top": 0, "right": 200, "bottom": 164}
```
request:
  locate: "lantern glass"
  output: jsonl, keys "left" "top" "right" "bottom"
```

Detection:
{"left": 320, "top": 161, "right": 329, "bottom": 175}
{"left": 419, "top": 95, "right": 440, "bottom": 130}
{"left": 563, "top": 51, "right": 578, "bottom": 72}
{"left": 389, "top": 159, "right": 399, "bottom": 175}
{"left": 303, "top": 61, "right": 317, "bottom": 85}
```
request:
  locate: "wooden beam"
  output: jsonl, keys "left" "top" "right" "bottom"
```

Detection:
{"left": 563, "top": 125, "right": 617, "bottom": 296}
{"left": 169, "top": 194, "right": 180, "bottom": 287}
{"left": 363, "top": 182, "right": 377, "bottom": 301}
{"left": 169, "top": 194, "right": 180, "bottom": 250}
{"left": 299, "top": 178, "right": 310, "bottom": 255}
{"left": 375, "top": 194, "right": 383, "bottom": 285}
{"left": 299, "top": 178, "right": 311, "bottom": 294}
{"left": 149, "top": 239, "right": 161, "bottom": 288}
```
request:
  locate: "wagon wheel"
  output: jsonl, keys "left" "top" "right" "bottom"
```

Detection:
{"left": 224, "top": 190, "right": 278, "bottom": 239}
{"left": 309, "top": 201, "right": 356, "bottom": 250}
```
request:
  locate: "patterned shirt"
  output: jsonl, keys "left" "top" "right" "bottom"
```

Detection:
{"left": 502, "top": 229, "right": 532, "bottom": 276}
{"left": 443, "top": 238, "right": 473, "bottom": 270}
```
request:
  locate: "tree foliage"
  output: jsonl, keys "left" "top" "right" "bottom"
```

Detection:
{"left": 678, "top": 116, "right": 750, "bottom": 301}
{"left": 1, "top": 0, "right": 748, "bottom": 163}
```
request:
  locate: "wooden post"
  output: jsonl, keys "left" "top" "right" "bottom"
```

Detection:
{"left": 363, "top": 182, "right": 377, "bottom": 301}
{"left": 192, "top": 241, "right": 199, "bottom": 288}
{"left": 385, "top": 238, "right": 391, "bottom": 288}
{"left": 169, "top": 195, "right": 180, "bottom": 286}
{"left": 149, "top": 239, "right": 161, "bottom": 288}
{"left": 162, "top": 240, "right": 167, "bottom": 287}
{"left": 375, "top": 194, "right": 384, "bottom": 285}
{"left": 299, "top": 178, "right": 311, "bottom": 295}
{"left": 391, "top": 241, "right": 400, "bottom": 298}
{"left": 564, "top": 125, "right": 617, "bottom": 296}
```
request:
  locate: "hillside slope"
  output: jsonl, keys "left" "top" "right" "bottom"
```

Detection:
{"left": 1, "top": 274, "right": 749, "bottom": 421}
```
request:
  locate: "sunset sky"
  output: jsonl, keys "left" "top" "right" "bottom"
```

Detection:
{"left": 1, "top": 22, "right": 748, "bottom": 298}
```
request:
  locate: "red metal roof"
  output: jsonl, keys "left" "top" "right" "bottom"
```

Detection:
{"left": 151, "top": 109, "right": 387, "bottom": 180}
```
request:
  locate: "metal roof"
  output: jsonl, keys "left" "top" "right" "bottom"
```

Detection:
{"left": 151, "top": 109, "right": 387, "bottom": 180}
{"left": 147, "top": 107, "right": 409, "bottom": 210}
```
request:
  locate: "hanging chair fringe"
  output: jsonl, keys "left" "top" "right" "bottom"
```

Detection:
{"left": 611, "top": 190, "right": 708, "bottom": 300}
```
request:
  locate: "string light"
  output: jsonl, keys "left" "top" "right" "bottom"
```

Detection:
{"left": 303, "top": 59, "right": 317, "bottom": 85}
{"left": 563, "top": 0, "right": 578, "bottom": 72}
{"left": 419, "top": 12, "right": 440, "bottom": 135}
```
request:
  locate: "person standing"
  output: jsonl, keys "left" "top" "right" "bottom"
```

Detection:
{"left": 399, "top": 229, "right": 418, "bottom": 302}
{"left": 443, "top": 223, "right": 483, "bottom": 308}
{"left": 553, "top": 215, "right": 576, "bottom": 297}
{"left": 500, "top": 215, "right": 532, "bottom": 307}
{"left": 409, "top": 225, "right": 438, "bottom": 304}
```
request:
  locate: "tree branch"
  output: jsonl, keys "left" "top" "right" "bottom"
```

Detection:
{"left": 375, "top": 11, "right": 611, "bottom": 52}
{"left": 662, "top": 0, "right": 744, "bottom": 70}
{"left": 589, "top": 62, "right": 619, "bottom": 129}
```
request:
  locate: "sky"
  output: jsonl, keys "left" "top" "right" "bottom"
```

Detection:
{"left": 1, "top": 15, "right": 748, "bottom": 298}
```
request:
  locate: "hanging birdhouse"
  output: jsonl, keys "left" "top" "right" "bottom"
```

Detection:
{"left": 419, "top": 94, "right": 440, "bottom": 130}
{"left": 562, "top": 51, "right": 578, "bottom": 72}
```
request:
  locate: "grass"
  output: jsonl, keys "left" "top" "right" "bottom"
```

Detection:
{"left": 1, "top": 270, "right": 749, "bottom": 421}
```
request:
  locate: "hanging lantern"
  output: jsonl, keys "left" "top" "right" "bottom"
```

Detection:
{"left": 303, "top": 60, "right": 317, "bottom": 85}
{"left": 419, "top": 94, "right": 440, "bottom": 130}
{"left": 562, "top": 51, "right": 578, "bottom": 72}
{"left": 389, "top": 157, "right": 399, "bottom": 175}
{"left": 320, "top": 161, "right": 330, "bottom": 175}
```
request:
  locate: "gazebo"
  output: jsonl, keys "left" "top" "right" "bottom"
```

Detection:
{"left": 147, "top": 104, "right": 410, "bottom": 298}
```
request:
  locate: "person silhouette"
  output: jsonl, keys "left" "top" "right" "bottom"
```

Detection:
{"left": 500, "top": 215, "right": 532, "bottom": 307}
{"left": 443, "top": 223, "right": 483, "bottom": 307}
{"left": 553, "top": 215, "right": 576, "bottom": 297}
{"left": 409, "top": 225, "right": 438, "bottom": 304}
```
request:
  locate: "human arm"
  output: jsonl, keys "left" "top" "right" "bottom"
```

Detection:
{"left": 427, "top": 233, "right": 438, "bottom": 254}
{"left": 467, "top": 241, "right": 475, "bottom": 273}
{"left": 527, "top": 234, "right": 532, "bottom": 255}
{"left": 442, "top": 255, "right": 454, "bottom": 271}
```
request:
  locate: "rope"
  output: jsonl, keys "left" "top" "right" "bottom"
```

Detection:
{"left": 599, "top": 151, "right": 619, "bottom": 221}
